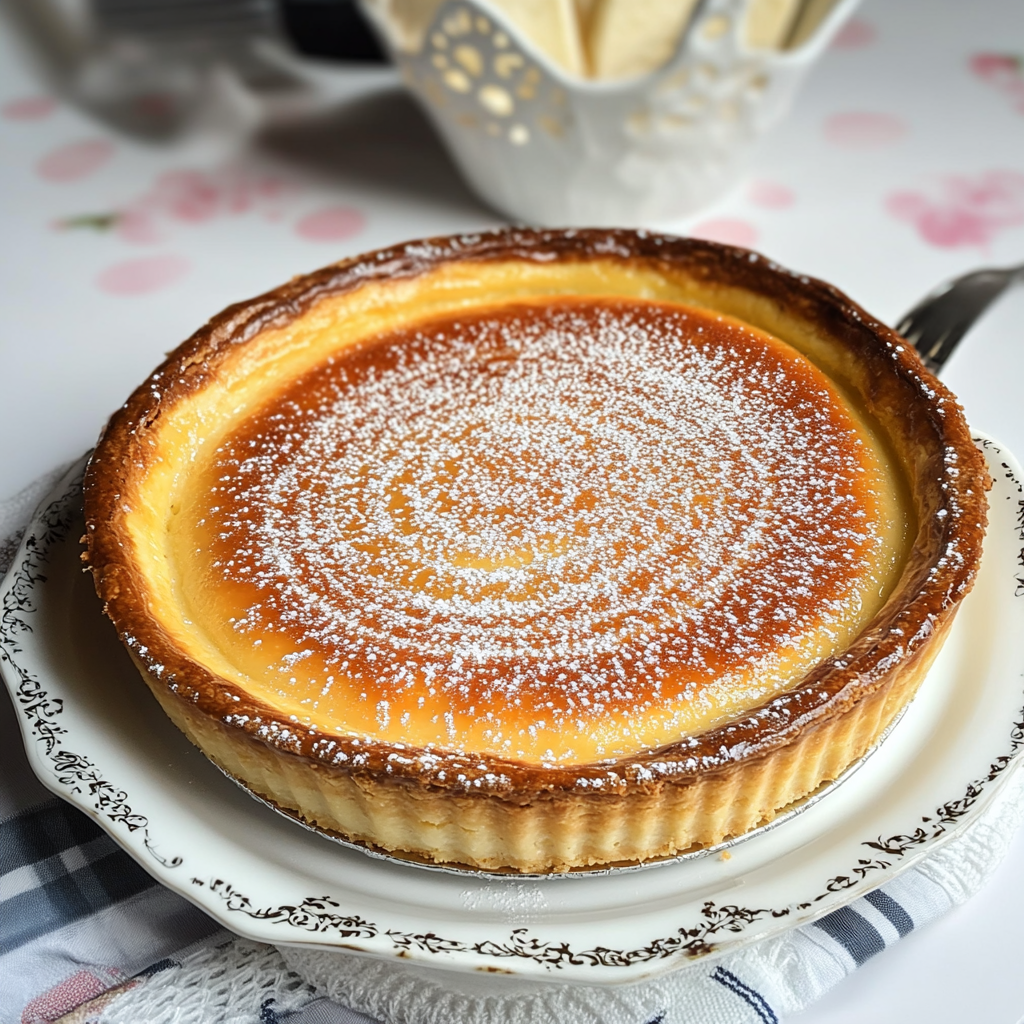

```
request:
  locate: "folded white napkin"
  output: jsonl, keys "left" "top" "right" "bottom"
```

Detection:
{"left": 3, "top": 467, "right": 1023, "bottom": 1024}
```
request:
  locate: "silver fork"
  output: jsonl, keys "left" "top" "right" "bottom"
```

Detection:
{"left": 895, "top": 262, "right": 1024, "bottom": 375}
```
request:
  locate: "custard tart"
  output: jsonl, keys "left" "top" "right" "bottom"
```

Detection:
{"left": 83, "top": 230, "right": 988, "bottom": 873}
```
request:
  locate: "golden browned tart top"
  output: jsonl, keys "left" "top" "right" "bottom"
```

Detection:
{"left": 179, "top": 296, "right": 905, "bottom": 767}
{"left": 82, "top": 228, "right": 989, "bottom": 802}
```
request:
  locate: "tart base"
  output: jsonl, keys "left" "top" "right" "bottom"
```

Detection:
{"left": 134, "top": 615, "right": 950, "bottom": 874}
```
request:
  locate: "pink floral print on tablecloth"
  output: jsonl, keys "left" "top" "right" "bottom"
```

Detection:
{"left": 747, "top": 180, "right": 795, "bottom": 209}
{"left": 970, "top": 53, "right": 1024, "bottom": 114}
{"left": 831, "top": 18, "right": 876, "bottom": 50}
{"left": 688, "top": 218, "right": 759, "bottom": 248}
{"left": 36, "top": 140, "right": 114, "bottom": 183}
{"left": 113, "top": 166, "right": 293, "bottom": 244}
{"left": 96, "top": 254, "right": 191, "bottom": 295}
{"left": 2, "top": 96, "right": 56, "bottom": 121}
{"left": 295, "top": 206, "right": 366, "bottom": 242}
{"left": 886, "top": 171, "right": 1024, "bottom": 248}
{"left": 55, "top": 164, "right": 368, "bottom": 250}
{"left": 824, "top": 112, "right": 908, "bottom": 147}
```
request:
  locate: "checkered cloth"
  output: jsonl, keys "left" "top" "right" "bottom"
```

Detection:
{"left": 3, "top": 467, "right": 1024, "bottom": 1024}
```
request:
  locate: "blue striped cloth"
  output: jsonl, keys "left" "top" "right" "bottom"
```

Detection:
{"left": 2, "top": 468, "right": 1022, "bottom": 1024}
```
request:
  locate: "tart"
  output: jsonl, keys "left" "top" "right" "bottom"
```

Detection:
{"left": 82, "top": 229, "right": 988, "bottom": 874}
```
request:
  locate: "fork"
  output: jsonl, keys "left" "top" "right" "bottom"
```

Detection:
{"left": 894, "top": 262, "right": 1024, "bottom": 376}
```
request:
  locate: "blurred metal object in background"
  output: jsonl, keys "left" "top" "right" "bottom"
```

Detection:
{"left": 4, "top": 0, "right": 386, "bottom": 137}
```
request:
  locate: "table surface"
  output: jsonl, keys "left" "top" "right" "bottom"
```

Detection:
{"left": 1, "top": 0, "right": 1023, "bottom": 1021}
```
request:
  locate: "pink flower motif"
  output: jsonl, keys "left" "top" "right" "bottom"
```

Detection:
{"left": 154, "top": 171, "right": 222, "bottom": 222}
{"left": 116, "top": 208, "right": 165, "bottom": 245}
{"left": 886, "top": 171, "right": 1024, "bottom": 248}
{"left": 97, "top": 254, "right": 191, "bottom": 295}
{"left": 2, "top": 96, "right": 55, "bottom": 120}
{"left": 55, "top": 163, "right": 301, "bottom": 244}
{"left": 113, "top": 165, "right": 293, "bottom": 244}
{"left": 970, "top": 52, "right": 1024, "bottom": 114}
{"left": 824, "top": 112, "right": 908, "bottom": 148}
{"left": 971, "top": 53, "right": 1021, "bottom": 83}
{"left": 36, "top": 139, "right": 114, "bottom": 182}
{"left": 831, "top": 19, "right": 876, "bottom": 50}
{"left": 747, "top": 179, "right": 795, "bottom": 210}
{"left": 295, "top": 206, "right": 366, "bottom": 242}
{"left": 688, "top": 218, "right": 759, "bottom": 248}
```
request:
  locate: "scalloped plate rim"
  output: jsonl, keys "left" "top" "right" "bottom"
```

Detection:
{"left": 1, "top": 435, "right": 1022, "bottom": 985}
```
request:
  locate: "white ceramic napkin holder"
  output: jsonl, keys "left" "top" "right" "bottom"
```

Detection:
{"left": 360, "top": 0, "right": 860, "bottom": 226}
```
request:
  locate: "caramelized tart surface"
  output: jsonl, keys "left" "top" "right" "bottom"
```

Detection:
{"left": 173, "top": 297, "right": 907, "bottom": 765}
{"left": 83, "top": 230, "right": 988, "bottom": 872}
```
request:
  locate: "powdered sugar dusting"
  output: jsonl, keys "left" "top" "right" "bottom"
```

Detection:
{"left": 189, "top": 299, "right": 897, "bottom": 764}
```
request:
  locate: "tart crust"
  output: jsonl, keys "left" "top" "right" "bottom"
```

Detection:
{"left": 83, "top": 229, "right": 989, "bottom": 873}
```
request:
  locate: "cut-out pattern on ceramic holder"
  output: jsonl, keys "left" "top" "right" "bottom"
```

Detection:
{"left": 361, "top": 0, "right": 859, "bottom": 225}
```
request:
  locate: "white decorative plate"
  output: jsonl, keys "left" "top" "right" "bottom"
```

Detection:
{"left": 2, "top": 437, "right": 1023, "bottom": 985}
